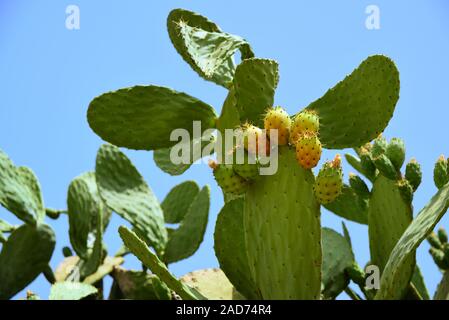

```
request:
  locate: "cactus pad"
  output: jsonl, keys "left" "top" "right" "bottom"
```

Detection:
{"left": 234, "top": 58, "right": 279, "bottom": 127}
{"left": 87, "top": 85, "right": 217, "bottom": 150}
{"left": 0, "top": 224, "right": 56, "bottom": 299}
{"left": 0, "top": 149, "right": 45, "bottom": 224}
{"left": 305, "top": 55, "right": 400, "bottom": 149}
{"left": 377, "top": 183, "right": 449, "bottom": 299}
{"left": 95, "top": 144, "right": 167, "bottom": 253}
{"left": 244, "top": 146, "right": 321, "bottom": 299}
{"left": 214, "top": 198, "right": 260, "bottom": 299}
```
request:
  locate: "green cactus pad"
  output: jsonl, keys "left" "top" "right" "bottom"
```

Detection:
{"left": 95, "top": 144, "right": 167, "bottom": 253}
{"left": 163, "top": 186, "right": 210, "bottom": 264}
{"left": 161, "top": 181, "right": 200, "bottom": 224}
{"left": 0, "top": 149, "right": 45, "bottom": 224}
{"left": 368, "top": 176, "right": 413, "bottom": 274}
{"left": 87, "top": 85, "right": 217, "bottom": 151}
{"left": 411, "top": 266, "right": 430, "bottom": 300}
{"left": 177, "top": 21, "right": 252, "bottom": 87}
{"left": 49, "top": 282, "right": 97, "bottom": 300}
{"left": 234, "top": 58, "right": 279, "bottom": 127}
{"left": 376, "top": 183, "right": 449, "bottom": 299}
{"left": 78, "top": 212, "right": 104, "bottom": 279}
{"left": 180, "top": 269, "right": 244, "bottom": 300}
{"left": 322, "top": 228, "right": 355, "bottom": 299}
{"left": 244, "top": 146, "right": 321, "bottom": 299}
{"left": 305, "top": 55, "right": 399, "bottom": 149}
{"left": 324, "top": 185, "right": 368, "bottom": 225}
{"left": 112, "top": 267, "right": 171, "bottom": 300}
{"left": 153, "top": 133, "right": 215, "bottom": 176}
{"left": 214, "top": 198, "right": 260, "bottom": 299}
{"left": 67, "top": 172, "right": 110, "bottom": 260}
{"left": 434, "top": 271, "right": 449, "bottom": 300}
{"left": 0, "top": 224, "right": 56, "bottom": 299}
{"left": 167, "top": 9, "right": 253, "bottom": 88}
{"left": 118, "top": 226, "right": 206, "bottom": 300}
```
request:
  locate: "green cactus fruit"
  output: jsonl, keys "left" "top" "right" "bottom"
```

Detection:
{"left": 210, "top": 160, "right": 248, "bottom": 195}
{"left": 314, "top": 155, "right": 343, "bottom": 204}
{"left": 295, "top": 132, "right": 322, "bottom": 170}
{"left": 386, "top": 138, "right": 406, "bottom": 170}
{"left": 232, "top": 148, "right": 260, "bottom": 181}
{"left": 428, "top": 232, "right": 443, "bottom": 249}
{"left": 443, "top": 244, "right": 449, "bottom": 267}
{"left": 373, "top": 154, "right": 398, "bottom": 180}
{"left": 430, "top": 247, "right": 449, "bottom": 270}
{"left": 290, "top": 110, "right": 319, "bottom": 145}
{"left": 371, "top": 135, "right": 388, "bottom": 158}
{"left": 438, "top": 228, "right": 448, "bottom": 244}
{"left": 359, "top": 150, "right": 377, "bottom": 181}
{"left": 405, "top": 159, "right": 422, "bottom": 191}
{"left": 241, "top": 123, "right": 270, "bottom": 156}
{"left": 263, "top": 106, "right": 291, "bottom": 146}
{"left": 398, "top": 178, "right": 414, "bottom": 204}
{"left": 62, "top": 247, "right": 73, "bottom": 258}
{"left": 349, "top": 173, "right": 370, "bottom": 198}
{"left": 434, "top": 155, "right": 449, "bottom": 189}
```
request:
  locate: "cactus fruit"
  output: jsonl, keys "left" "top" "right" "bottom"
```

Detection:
{"left": 349, "top": 173, "right": 370, "bottom": 198}
{"left": 405, "top": 159, "right": 422, "bottom": 191}
{"left": 430, "top": 247, "right": 449, "bottom": 270}
{"left": 295, "top": 132, "right": 322, "bottom": 169}
{"left": 263, "top": 106, "right": 291, "bottom": 146}
{"left": 241, "top": 123, "right": 270, "bottom": 156}
{"left": 438, "top": 228, "right": 448, "bottom": 244}
{"left": 209, "top": 160, "right": 248, "bottom": 195}
{"left": 232, "top": 149, "right": 260, "bottom": 181}
{"left": 428, "top": 232, "right": 443, "bottom": 249}
{"left": 373, "top": 154, "right": 398, "bottom": 180}
{"left": 434, "top": 155, "right": 449, "bottom": 189}
{"left": 398, "top": 178, "right": 414, "bottom": 204}
{"left": 290, "top": 110, "right": 319, "bottom": 145}
{"left": 314, "top": 155, "right": 343, "bottom": 204}
{"left": 386, "top": 138, "right": 406, "bottom": 170}
{"left": 371, "top": 135, "right": 388, "bottom": 158}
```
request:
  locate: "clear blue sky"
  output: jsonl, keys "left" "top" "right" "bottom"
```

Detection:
{"left": 1, "top": 0, "right": 449, "bottom": 300}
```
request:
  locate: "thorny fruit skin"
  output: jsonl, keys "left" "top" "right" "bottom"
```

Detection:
{"left": 263, "top": 106, "right": 291, "bottom": 146}
{"left": 290, "top": 110, "right": 319, "bottom": 145}
{"left": 313, "top": 155, "right": 343, "bottom": 204}
{"left": 232, "top": 149, "right": 260, "bottom": 181}
{"left": 209, "top": 160, "right": 248, "bottom": 195}
{"left": 295, "top": 132, "right": 322, "bottom": 169}
{"left": 241, "top": 123, "right": 270, "bottom": 156}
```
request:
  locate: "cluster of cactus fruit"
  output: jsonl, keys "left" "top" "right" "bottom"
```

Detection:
{"left": 2, "top": 8, "right": 449, "bottom": 300}
{"left": 210, "top": 106, "right": 343, "bottom": 206}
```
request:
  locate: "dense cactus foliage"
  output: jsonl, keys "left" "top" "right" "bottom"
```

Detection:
{"left": 1, "top": 8, "right": 449, "bottom": 300}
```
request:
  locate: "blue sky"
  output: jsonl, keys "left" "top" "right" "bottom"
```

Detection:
{"left": 1, "top": 0, "right": 449, "bottom": 299}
